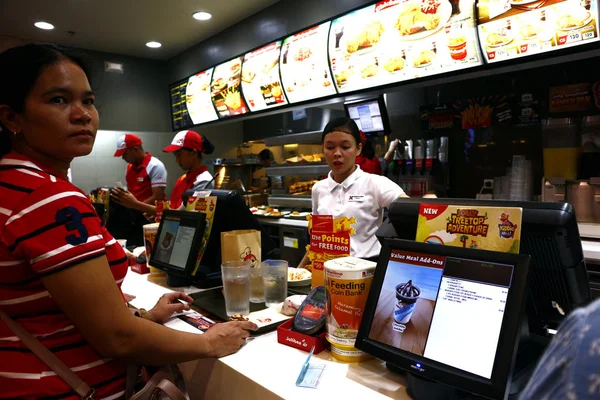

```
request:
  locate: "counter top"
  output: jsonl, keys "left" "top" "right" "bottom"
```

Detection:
{"left": 121, "top": 271, "right": 410, "bottom": 400}
{"left": 256, "top": 216, "right": 309, "bottom": 228}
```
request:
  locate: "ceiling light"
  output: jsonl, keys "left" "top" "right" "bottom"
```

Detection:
{"left": 34, "top": 21, "right": 54, "bottom": 30}
{"left": 193, "top": 11, "right": 212, "bottom": 21}
{"left": 146, "top": 41, "right": 162, "bottom": 48}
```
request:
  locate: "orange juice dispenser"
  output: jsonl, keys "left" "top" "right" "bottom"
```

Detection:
{"left": 542, "top": 118, "right": 581, "bottom": 180}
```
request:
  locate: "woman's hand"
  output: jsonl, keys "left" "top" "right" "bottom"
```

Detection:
{"left": 148, "top": 292, "right": 194, "bottom": 324}
{"left": 203, "top": 321, "right": 258, "bottom": 358}
{"left": 388, "top": 139, "right": 399, "bottom": 153}
{"left": 111, "top": 188, "right": 139, "bottom": 209}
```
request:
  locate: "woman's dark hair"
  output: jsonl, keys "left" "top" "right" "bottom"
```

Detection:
{"left": 0, "top": 44, "right": 90, "bottom": 158}
{"left": 201, "top": 135, "right": 215, "bottom": 155}
{"left": 258, "top": 149, "right": 274, "bottom": 161}
{"left": 362, "top": 138, "right": 376, "bottom": 159}
{"left": 322, "top": 117, "right": 361, "bottom": 146}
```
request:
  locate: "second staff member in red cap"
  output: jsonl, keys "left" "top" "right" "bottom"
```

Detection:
{"left": 112, "top": 130, "right": 215, "bottom": 214}
{"left": 163, "top": 130, "right": 215, "bottom": 209}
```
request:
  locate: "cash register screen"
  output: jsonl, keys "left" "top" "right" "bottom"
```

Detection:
{"left": 346, "top": 99, "right": 385, "bottom": 133}
{"left": 367, "top": 249, "right": 514, "bottom": 379}
{"left": 153, "top": 213, "right": 199, "bottom": 270}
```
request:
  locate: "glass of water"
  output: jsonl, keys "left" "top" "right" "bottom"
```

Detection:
{"left": 221, "top": 260, "right": 251, "bottom": 316}
{"left": 262, "top": 260, "right": 288, "bottom": 307}
{"left": 249, "top": 264, "right": 265, "bottom": 303}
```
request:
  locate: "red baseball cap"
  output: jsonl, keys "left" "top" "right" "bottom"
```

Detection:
{"left": 163, "top": 130, "right": 204, "bottom": 153}
{"left": 114, "top": 134, "right": 142, "bottom": 157}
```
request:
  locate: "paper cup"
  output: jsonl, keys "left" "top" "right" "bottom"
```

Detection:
{"left": 143, "top": 223, "right": 163, "bottom": 275}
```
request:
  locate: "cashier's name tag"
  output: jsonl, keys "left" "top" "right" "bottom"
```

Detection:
{"left": 348, "top": 195, "right": 365, "bottom": 202}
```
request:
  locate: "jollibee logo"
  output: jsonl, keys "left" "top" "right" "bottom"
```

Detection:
{"left": 240, "top": 247, "right": 258, "bottom": 267}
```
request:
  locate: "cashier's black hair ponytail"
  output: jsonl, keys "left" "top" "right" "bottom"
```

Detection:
{"left": 322, "top": 117, "right": 361, "bottom": 147}
{"left": 0, "top": 44, "right": 90, "bottom": 159}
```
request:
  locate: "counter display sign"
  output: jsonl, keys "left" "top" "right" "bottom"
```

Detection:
{"left": 185, "top": 69, "right": 219, "bottom": 125}
{"left": 210, "top": 57, "right": 249, "bottom": 118}
{"left": 327, "top": 0, "right": 482, "bottom": 93}
{"left": 241, "top": 42, "right": 287, "bottom": 111}
{"left": 477, "top": 0, "right": 600, "bottom": 63}
{"left": 279, "top": 22, "right": 337, "bottom": 103}
{"left": 169, "top": 80, "right": 194, "bottom": 130}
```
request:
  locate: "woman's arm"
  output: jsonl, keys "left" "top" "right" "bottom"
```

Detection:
{"left": 383, "top": 139, "right": 399, "bottom": 164}
{"left": 42, "top": 256, "right": 256, "bottom": 365}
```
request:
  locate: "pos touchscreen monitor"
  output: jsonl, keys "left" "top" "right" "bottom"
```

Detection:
{"left": 150, "top": 210, "right": 206, "bottom": 285}
{"left": 356, "top": 239, "right": 530, "bottom": 400}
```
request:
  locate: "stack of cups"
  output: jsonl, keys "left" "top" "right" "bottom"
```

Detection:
{"left": 524, "top": 160, "right": 533, "bottom": 201}
{"left": 493, "top": 177, "right": 503, "bottom": 199}
{"left": 510, "top": 156, "right": 527, "bottom": 201}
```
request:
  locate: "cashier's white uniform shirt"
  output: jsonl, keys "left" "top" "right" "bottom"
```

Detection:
{"left": 311, "top": 165, "right": 405, "bottom": 259}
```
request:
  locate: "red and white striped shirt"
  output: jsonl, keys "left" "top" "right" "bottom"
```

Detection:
{"left": 0, "top": 153, "right": 128, "bottom": 399}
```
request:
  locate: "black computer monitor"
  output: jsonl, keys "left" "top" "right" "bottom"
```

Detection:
{"left": 182, "top": 189, "right": 276, "bottom": 288}
{"left": 150, "top": 210, "right": 207, "bottom": 286}
{"left": 378, "top": 198, "right": 591, "bottom": 336}
{"left": 344, "top": 95, "right": 391, "bottom": 136}
{"left": 356, "top": 239, "right": 530, "bottom": 400}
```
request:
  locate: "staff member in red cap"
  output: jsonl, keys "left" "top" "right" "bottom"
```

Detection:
{"left": 111, "top": 133, "right": 167, "bottom": 210}
{"left": 163, "top": 130, "right": 215, "bottom": 209}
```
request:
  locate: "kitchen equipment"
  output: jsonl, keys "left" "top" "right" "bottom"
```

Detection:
{"left": 566, "top": 180, "right": 596, "bottom": 223}
{"left": 542, "top": 118, "right": 581, "bottom": 180}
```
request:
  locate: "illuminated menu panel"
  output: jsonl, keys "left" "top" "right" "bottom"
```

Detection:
{"left": 280, "top": 22, "right": 337, "bottom": 103}
{"left": 241, "top": 41, "right": 288, "bottom": 111}
{"left": 477, "top": 0, "right": 599, "bottom": 62}
{"left": 328, "top": 0, "right": 482, "bottom": 93}
{"left": 185, "top": 69, "right": 219, "bottom": 125}
{"left": 170, "top": 80, "right": 193, "bottom": 130}
{"left": 210, "top": 57, "right": 249, "bottom": 118}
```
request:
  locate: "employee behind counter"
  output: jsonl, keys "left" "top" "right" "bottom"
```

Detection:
{"left": 298, "top": 117, "right": 409, "bottom": 268}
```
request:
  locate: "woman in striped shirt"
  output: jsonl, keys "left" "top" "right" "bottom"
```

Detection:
{"left": 0, "top": 44, "right": 256, "bottom": 399}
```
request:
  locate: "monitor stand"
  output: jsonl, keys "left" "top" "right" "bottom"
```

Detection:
{"left": 166, "top": 273, "right": 193, "bottom": 287}
{"left": 192, "top": 270, "right": 223, "bottom": 289}
{"left": 395, "top": 368, "right": 468, "bottom": 400}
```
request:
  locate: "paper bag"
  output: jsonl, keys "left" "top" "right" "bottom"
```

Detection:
{"left": 221, "top": 229, "right": 261, "bottom": 267}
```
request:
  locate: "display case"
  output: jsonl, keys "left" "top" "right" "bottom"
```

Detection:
{"left": 263, "top": 130, "right": 328, "bottom": 209}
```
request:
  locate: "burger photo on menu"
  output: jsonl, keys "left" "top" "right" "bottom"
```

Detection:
{"left": 328, "top": 0, "right": 482, "bottom": 93}
{"left": 241, "top": 41, "right": 288, "bottom": 111}
{"left": 368, "top": 250, "right": 444, "bottom": 356}
{"left": 477, "top": 0, "right": 599, "bottom": 62}
{"left": 210, "top": 57, "right": 249, "bottom": 117}
{"left": 279, "top": 22, "right": 337, "bottom": 103}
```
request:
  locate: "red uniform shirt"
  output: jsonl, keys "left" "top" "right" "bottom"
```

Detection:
{"left": 126, "top": 153, "right": 167, "bottom": 201}
{"left": 356, "top": 155, "right": 382, "bottom": 175}
{"left": 0, "top": 153, "right": 128, "bottom": 399}
{"left": 169, "top": 166, "right": 214, "bottom": 209}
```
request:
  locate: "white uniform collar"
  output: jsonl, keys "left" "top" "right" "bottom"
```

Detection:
{"left": 327, "top": 165, "right": 364, "bottom": 191}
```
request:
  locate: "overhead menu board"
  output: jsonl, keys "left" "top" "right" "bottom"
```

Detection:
{"left": 185, "top": 69, "right": 219, "bottom": 125}
{"left": 210, "top": 57, "right": 249, "bottom": 118}
{"left": 170, "top": 80, "right": 194, "bottom": 130}
{"left": 477, "top": 0, "right": 599, "bottom": 62}
{"left": 328, "top": 0, "right": 482, "bottom": 93}
{"left": 241, "top": 42, "right": 288, "bottom": 111}
{"left": 279, "top": 22, "right": 337, "bottom": 103}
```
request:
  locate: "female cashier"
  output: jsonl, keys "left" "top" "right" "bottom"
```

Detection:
{"left": 112, "top": 129, "right": 215, "bottom": 212}
{"left": 162, "top": 130, "right": 215, "bottom": 209}
{"left": 298, "top": 117, "right": 408, "bottom": 267}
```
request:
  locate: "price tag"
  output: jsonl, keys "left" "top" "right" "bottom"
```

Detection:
{"left": 567, "top": 32, "right": 582, "bottom": 43}
{"left": 583, "top": 31, "right": 596, "bottom": 40}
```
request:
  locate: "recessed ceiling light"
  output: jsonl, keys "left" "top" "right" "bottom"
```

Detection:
{"left": 193, "top": 11, "right": 212, "bottom": 21}
{"left": 146, "top": 41, "right": 162, "bottom": 48}
{"left": 34, "top": 21, "right": 54, "bottom": 30}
